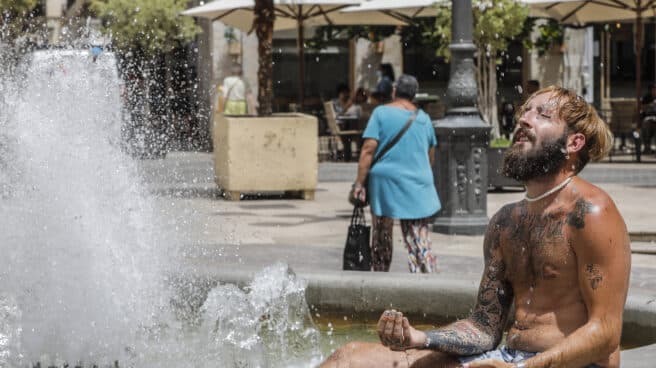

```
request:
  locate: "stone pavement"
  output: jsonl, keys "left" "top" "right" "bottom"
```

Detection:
{"left": 140, "top": 152, "right": 656, "bottom": 294}
{"left": 139, "top": 152, "right": 656, "bottom": 364}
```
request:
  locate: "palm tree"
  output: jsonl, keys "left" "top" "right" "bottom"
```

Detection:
{"left": 254, "top": 0, "right": 275, "bottom": 116}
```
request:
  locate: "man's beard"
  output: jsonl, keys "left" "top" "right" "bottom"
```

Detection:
{"left": 502, "top": 130, "right": 568, "bottom": 182}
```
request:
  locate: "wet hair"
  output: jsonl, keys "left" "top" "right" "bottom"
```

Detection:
{"left": 380, "top": 63, "right": 395, "bottom": 81}
{"left": 516, "top": 85, "right": 613, "bottom": 173}
{"left": 394, "top": 74, "right": 418, "bottom": 101}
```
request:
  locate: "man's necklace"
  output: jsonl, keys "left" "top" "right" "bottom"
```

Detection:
{"left": 525, "top": 176, "right": 574, "bottom": 202}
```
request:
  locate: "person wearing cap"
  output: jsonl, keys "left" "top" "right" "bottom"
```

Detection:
{"left": 371, "top": 63, "right": 395, "bottom": 105}
{"left": 350, "top": 74, "right": 441, "bottom": 274}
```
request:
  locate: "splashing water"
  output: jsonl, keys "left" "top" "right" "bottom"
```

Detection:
{"left": 0, "top": 48, "right": 322, "bottom": 367}
{"left": 0, "top": 48, "right": 169, "bottom": 366}
{"left": 160, "top": 264, "right": 322, "bottom": 368}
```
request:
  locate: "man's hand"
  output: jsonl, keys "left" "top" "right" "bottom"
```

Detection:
{"left": 377, "top": 310, "right": 426, "bottom": 351}
{"left": 462, "top": 359, "right": 513, "bottom": 368}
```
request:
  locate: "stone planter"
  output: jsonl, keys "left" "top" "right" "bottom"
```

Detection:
{"left": 212, "top": 113, "right": 318, "bottom": 200}
{"left": 487, "top": 147, "right": 522, "bottom": 190}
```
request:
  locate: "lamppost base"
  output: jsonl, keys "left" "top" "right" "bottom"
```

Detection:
{"left": 432, "top": 215, "right": 488, "bottom": 235}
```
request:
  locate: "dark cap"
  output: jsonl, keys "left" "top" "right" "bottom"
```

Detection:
{"left": 372, "top": 78, "right": 393, "bottom": 100}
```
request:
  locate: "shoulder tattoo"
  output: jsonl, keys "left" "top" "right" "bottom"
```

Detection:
{"left": 567, "top": 198, "right": 594, "bottom": 230}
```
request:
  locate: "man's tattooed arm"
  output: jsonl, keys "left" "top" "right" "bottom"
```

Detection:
{"left": 423, "top": 206, "right": 514, "bottom": 355}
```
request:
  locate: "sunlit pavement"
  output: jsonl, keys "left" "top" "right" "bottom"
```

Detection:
{"left": 137, "top": 152, "right": 656, "bottom": 297}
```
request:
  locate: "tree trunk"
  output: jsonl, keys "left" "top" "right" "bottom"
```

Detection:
{"left": 487, "top": 53, "right": 500, "bottom": 138}
{"left": 254, "top": 0, "right": 275, "bottom": 116}
{"left": 476, "top": 48, "right": 500, "bottom": 139}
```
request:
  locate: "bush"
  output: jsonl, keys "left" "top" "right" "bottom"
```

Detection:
{"left": 490, "top": 137, "right": 511, "bottom": 148}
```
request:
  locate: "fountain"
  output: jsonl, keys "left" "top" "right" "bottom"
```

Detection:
{"left": 0, "top": 48, "right": 323, "bottom": 367}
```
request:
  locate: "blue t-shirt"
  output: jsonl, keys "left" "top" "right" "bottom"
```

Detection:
{"left": 363, "top": 105, "right": 441, "bottom": 219}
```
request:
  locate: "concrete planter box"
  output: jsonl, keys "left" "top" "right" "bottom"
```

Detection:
{"left": 212, "top": 113, "right": 318, "bottom": 200}
{"left": 487, "top": 147, "right": 523, "bottom": 190}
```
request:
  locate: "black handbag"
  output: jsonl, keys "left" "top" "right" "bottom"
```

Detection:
{"left": 349, "top": 110, "right": 418, "bottom": 207}
{"left": 342, "top": 205, "right": 372, "bottom": 271}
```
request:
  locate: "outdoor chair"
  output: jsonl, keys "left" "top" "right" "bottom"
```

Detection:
{"left": 324, "top": 101, "right": 363, "bottom": 161}
{"left": 605, "top": 99, "right": 641, "bottom": 162}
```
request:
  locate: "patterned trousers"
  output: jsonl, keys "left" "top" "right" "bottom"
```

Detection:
{"left": 370, "top": 215, "right": 437, "bottom": 273}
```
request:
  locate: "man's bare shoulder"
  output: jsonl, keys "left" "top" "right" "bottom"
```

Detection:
{"left": 565, "top": 178, "right": 622, "bottom": 231}
{"left": 489, "top": 202, "right": 522, "bottom": 231}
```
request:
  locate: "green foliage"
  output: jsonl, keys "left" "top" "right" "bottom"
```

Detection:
{"left": 431, "top": 0, "right": 529, "bottom": 58}
{"left": 307, "top": 19, "right": 439, "bottom": 52}
{"left": 489, "top": 137, "right": 511, "bottom": 148}
{"left": 90, "top": 0, "right": 200, "bottom": 57}
{"left": 528, "top": 19, "right": 564, "bottom": 57}
{"left": 0, "top": 0, "right": 40, "bottom": 41}
{"left": 0, "top": 0, "right": 38, "bottom": 15}
{"left": 307, "top": 25, "right": 397, "bottom": 51}
{"left": 224, "top": 26, "right": 238, "bottom": 43}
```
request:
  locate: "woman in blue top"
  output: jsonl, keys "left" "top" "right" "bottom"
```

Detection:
{"left": 351, "top": 74, "right": 441, "bottom": 273}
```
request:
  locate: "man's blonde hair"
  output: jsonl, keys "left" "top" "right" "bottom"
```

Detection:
{"left": 517, "top": 86, "right": 613, "bottom": 173}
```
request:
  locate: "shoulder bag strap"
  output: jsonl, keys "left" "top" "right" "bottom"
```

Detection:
{"left": 224, "top": 81, "right": 237, "bottom": 101}
{"left": 370, "top": 110, "right": 418, "bottom": 168}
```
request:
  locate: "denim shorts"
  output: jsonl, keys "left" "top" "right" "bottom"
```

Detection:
{"left": 458, "top": 346, "right": 602, "bottom": 368}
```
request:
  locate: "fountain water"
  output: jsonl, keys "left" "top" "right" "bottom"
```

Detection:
{"left": 0, "top": 48, "right": 322, "bottom": 367}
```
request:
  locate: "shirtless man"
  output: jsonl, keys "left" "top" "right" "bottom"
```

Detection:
{"left": 320, "top": 86, "right": 631, "bottom": 368}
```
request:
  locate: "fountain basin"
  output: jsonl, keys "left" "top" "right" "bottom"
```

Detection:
{"left": 193, "top": 266, "right": 656, "bottom": 366}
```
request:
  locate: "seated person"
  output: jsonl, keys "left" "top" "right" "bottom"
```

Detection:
{"left": 332, "top": 83, "right": 351, "bottom": 116}
{"left": 641, "top": 83, "right": 656, "bottom": 154}
{"left": 321, "top": 86, "right": 630, "bottom": 368}
{"left": 343, "top": 87, "right": 369, "bottom": 130}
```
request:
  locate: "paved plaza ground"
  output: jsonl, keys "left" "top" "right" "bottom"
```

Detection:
{"left": 140, "top": 151, "right": 656, "bottom": 289}
{"left": 138, "top": 151, "right": 656, "bottom": 366}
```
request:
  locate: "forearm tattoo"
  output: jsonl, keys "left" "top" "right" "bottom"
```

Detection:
{"left": 424, "top": 207, "right": 514, "bottom": 355}
{"left": 424, "top": 322, "right": 494, "bottom": 355}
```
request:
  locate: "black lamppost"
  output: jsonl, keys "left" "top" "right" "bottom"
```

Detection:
{"left": 432, "top": 0, "right": 490, "bottom": 235}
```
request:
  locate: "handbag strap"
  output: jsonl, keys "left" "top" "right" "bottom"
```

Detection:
{"left": 350, "top": 205, "right": 366, "bottom": 226}
{"left": 370, "top": 110, "right": 418, "bottom": 168}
